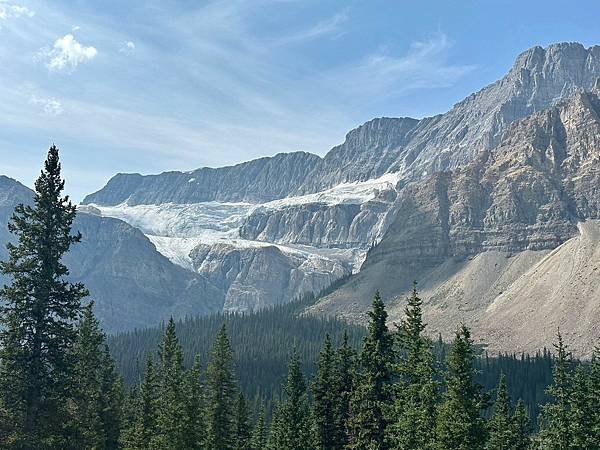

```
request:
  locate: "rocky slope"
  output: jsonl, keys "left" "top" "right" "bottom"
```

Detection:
{"left": 313, "top": 89, "right": 600, "bottom": 356}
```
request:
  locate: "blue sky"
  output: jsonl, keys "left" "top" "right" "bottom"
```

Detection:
{"left": 1, "top": 0, "right": 600, "bottom": 201}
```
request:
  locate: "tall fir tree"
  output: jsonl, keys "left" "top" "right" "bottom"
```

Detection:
{"left": 435, "top": 324, "right": 487, "bottom": 450}
{"left": 234, "top": 392, "right": 252, "bottom": 450}
{"left": 388, "top": 283, "right": 438, "bottom": 450}
{"left": 313, "top": 334, "right": 340, "bottom": 450}
{"left": 182, "top": 355, "right": 206, "bottom": 450}
{"left": 70, "top": 302, "right": 123, "bottom": 450}
{"left": 589, "top": 348, "right": 600, "bottom": 448}
{"left": 250, "top": 407, "right": 268, "bottom": 450}
{"left": 511, "top": 400, "right": 531, "bottom": 450}
{"left": 121, "top": 356, "right": 159, "bottom": 450}
{"left": 152, "top": 318, "right": 187, "bottom": 449}
{"left": 0, "top": 146, "right": 88, "bottom": 449}
{"left": 569, "top": 365, "right": 594, "bottom": 450}
{"left": 487, "top": 374, "right": 514, "bottom": 450}
{"left": 335, "top": 331, "right": 356, "bottom": 449}
{"left": 537, "top": 330, "right": 572, "bottom": 450}
{"left": 268, "top": 349, "right": 313, "bottom": 450}
{"left": 206, "top": 324, "right": 238, "bottom": 450}
{"left": 348, "top": 291, "right": 395, "bottom": 450}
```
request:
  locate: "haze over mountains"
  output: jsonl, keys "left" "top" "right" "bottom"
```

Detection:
{"left": 2, "top": 42, "right": 600, "bottom": 355}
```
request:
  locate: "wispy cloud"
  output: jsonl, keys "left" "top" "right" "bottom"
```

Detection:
{"left": 328, "top": 32, "right": 475, "bottom": 99}
{"left": 276, "top": 9, "right": 349, "bottom": 45}
{"left": 29, "top": 94, "right": 63, "bottom": 116}
{"left": 0, "top": 2, "right": 34, "bottom": 22}
{"left": 38, "top": 33, "right": 97, "bottom": 72}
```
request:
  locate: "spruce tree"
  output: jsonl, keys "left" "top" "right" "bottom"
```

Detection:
{"left": 182, "top": 355, "right": 205, "bottom": 449}
{"left": 569, "top": 365, "right": 593, "bottom": 450}
{"left": 268, "top": 349, "right": 313, "bottom": 450}
{"left": 487, "top": 374, "right": 514, "bottom": 450}
{"left": 435, "top": 324, "right": 487, "bottom": 450}
{"left": 388, "top": 283, "right": 437, "bottom": 450}
{"left": 70, "top": 302, "right": 123, "bottom": 450}
{"left": 589, "top": 348, "right": 600, "bottom": 449}
{"left": 313, "top": 334, "right": 339, "bottom": 450}
{"left": 234, "top": 392, "right": 252, "bottom": 450}
{"left": 537, "top": 330, "right": 572, "bottom": 450}
{"left": 511, "top": 400, "right": 531, "bottom": 450}
{"left": 335, "top": 331, "right": 356, "bottom": 449}
{"left": 152, "top": 318, "right": 187, "bottom": 449}
{"left": 348, "top": 291, "right": 395, "bottom": 450}
{"left": 206, "top": 324, "right": 238, "bottom": 450}
{"left": 125, "top": 356, "right": 159, "bottom": 449}
{"left": 0, "top": 146, "right": 88, "bottom": 449}
{"left": 251, "top": 408, "right": 268, "bottom": 450}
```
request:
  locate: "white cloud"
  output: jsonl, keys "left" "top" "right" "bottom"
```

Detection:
{"left": 0, "top": 2, "right": 35, "bottom": 21}
{"left": 277, "top": 9, "right": 349, "bottom": 45}
{"left": 119, "top": 40, "right": 135, "bottom": 53}
{"left": 40, "top": 34, "right": 97, "bottom": 72}
{"left": 328, "top": 32, "right": 475, "bottom": 99}
{"left": 29, "top": 95, "right": 63, "bottom": 116}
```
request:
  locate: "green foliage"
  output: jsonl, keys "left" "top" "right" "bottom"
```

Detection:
{"left": 182, "top": 356, "right": 205, "bottom": 449}
{"left": 348, "top": 291, "right": 395, "bottom": 450}
{"left": 234, "top": 392, "right": 252, "bottom": 450}
{"left": 435, "top": 325, "right": 488, "bottom": 450}
{"left": 269, "top": 349, "right": 313, "bottom": 450}
{"left": 387, "top": 283, "right": 438, "bottom": 450}
{"left": 250, "top": 408, "right": 268, "bottom": 450}
{"left": 0, "top": 146, "right": 89, "bottom": 448}
{"left": 313, "top": 335, "right": 340, "bottom": 450}
{"left": 206, "top": 324, "right": 238, "bottom": 450}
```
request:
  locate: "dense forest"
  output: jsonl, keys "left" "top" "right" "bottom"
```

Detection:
{"left": 0, "top": 148, "right": 599, "bottom": 449}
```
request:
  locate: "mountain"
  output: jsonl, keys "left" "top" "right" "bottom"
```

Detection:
{"left": 0, "top": 178, "right": 224, "bottom": 332}
{"left": 3, "top": 42, "right": 600, "bottom": 353}
{"left": 313, "top": 89, "right": 600, "bottom": 357}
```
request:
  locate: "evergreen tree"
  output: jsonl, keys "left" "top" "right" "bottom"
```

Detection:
{"left": 589, "top": 348, "right": 600, "bottom": 448}
{"left": 152, "top": 318, "right": 187, "bottom": 449}
{"left": 313, "top": 334, "right": 339, "bottom": 450}
{"left": 250, "top": 408, "right": 268, "bottom": 450}
{"left": 206, "top": 324, "right": 238, "bottom": 450}
{"left": 388, "top": 283, "right": 437, "bottom": 450}
{"left": 537, "top": 330, "right": 572, "bottom": 450}
{"left": 70, "top": 302, "right": 123, "bottom": 450}
{"left": 0, "top": 146, "right": 88, "bottom": 449}
{"left": 123, "top": 356, "right": 159, "bottom": 449}
{"left": 335, "top": 331, "right": 356, "bottom": 449}
{"left": 435, "top": 324, "right": 487, "bottom": 450}
{"left": 569, "top": 365, "right": 593, "bottom": 450}
{"left": 182, "top": 355, "right": 205, "bottom": 449}
{"left": 348, "top": 291, "right": 395, "bottom": 450}
{"left": 268, "top": 349, "right": 313, "bottom": 450}
{"left": 487, "top": 374, "right": 514, "bottom": 450}
{"left": 511, "top": 400, "right": 531, "bottom": 450}
{"left": 234, "top": 392, "right": 252, "bottom": 450}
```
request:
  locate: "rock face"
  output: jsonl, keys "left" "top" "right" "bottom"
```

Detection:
{"left": 314, "top": 90, "right": 600, "bottom": 356}
{"left": 0, "top": 178, "right": 224, "bottom": 332}
{"left": 4, "top": 42, "right": 600, "bottom": 351}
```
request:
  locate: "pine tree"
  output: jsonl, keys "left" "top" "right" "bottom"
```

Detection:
{"left": 234, "top": 392, "right": 252, "bottom": 450}
{"left": 388, "top": 283, "right": 437, "bottom": 450}
{"left": 511, "top": 400, "right": 531, "bottom": 450}
{"left": 182, "top": 355, "right": 205, "bottom": 449}
{"left": 537, "top": 330, "right": 572, "bottom": 450}
{"left": 206, "top": 324, "right": 238, "bottom": 450}
{"left": 589, "top": 348, "right": 600, "bottom": 449}
{"left": 348, "top": 291, "right": 395, "bottom": 450}
{"left": 268, "top": 349, "right": 313, "bottom": 450}
{"left": 250, "top": 408, "right": 268, "bottom": 450}
{"left": 313, "top": 334, "right": 339, "bottom": 450}
{"left": 435, "top": 324, "right": 487, "bottom": 450}
{"left": 152, "top": 318, "right": 187, "bottom": 449}
{"left": 0, "top": 146, "right": 88, "bottom": 449}
{"left": 70, "top": 302, "right": 123, "bottom": 450}
{"left": 487, "top": 374, "right": 514, "bottom": 450}
{"left": 569, "top": 365, "right": 593, "bottom": 450}
{"left": 335, "top": 331, "right": 356, "bottom": 449}
{"left": 123, "top": 356, "right": 159, "bottom": 449}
